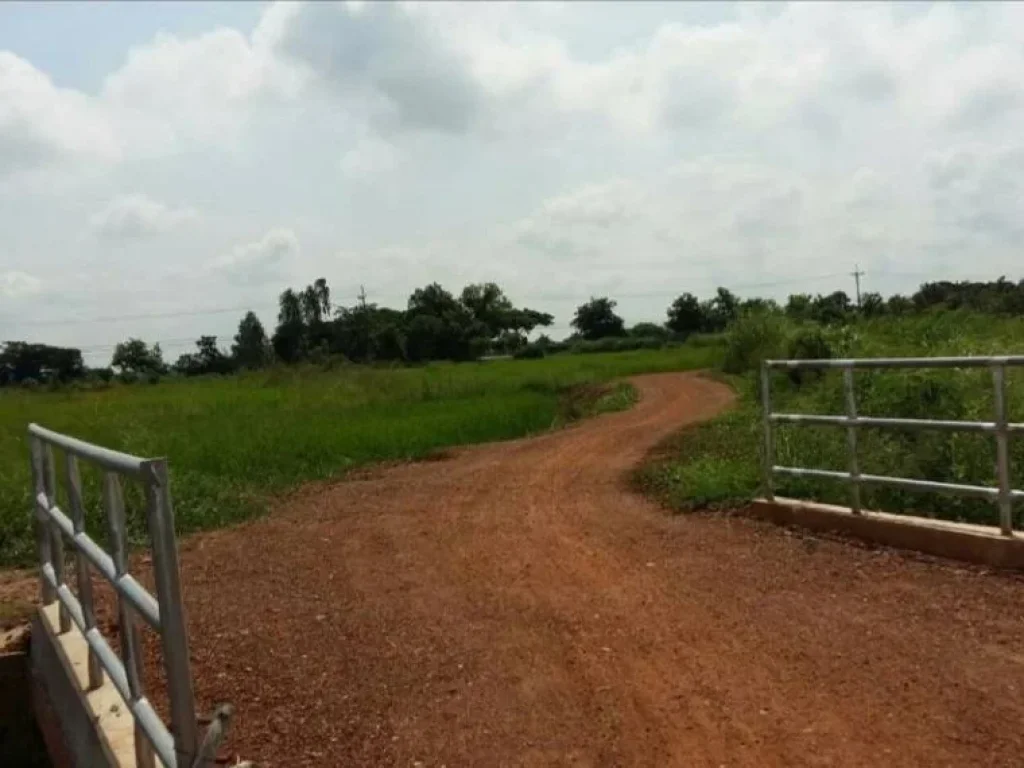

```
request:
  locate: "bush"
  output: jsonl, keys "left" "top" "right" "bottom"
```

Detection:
{"left": 514, "top": 345, "right": 545, "bottom": 360}
{"left": 786, "top": 328, "right": 833, "bottom": 386}
{"left": 721, "top": 310, "right": 790, "bottom": 374}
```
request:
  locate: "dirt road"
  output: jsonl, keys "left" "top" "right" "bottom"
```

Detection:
{"left": 165, "top": 372, "right": 1024, "bottom": 766}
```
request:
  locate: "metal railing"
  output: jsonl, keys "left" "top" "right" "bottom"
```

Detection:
{"left": 28, "top": 424, "right": 228, "bottom": 767}
{"left": 760, "top": 356, "right": 1024, "bottom": 537}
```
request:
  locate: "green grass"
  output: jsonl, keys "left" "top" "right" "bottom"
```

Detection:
{"left": 0, "top": 346, "right": 720, "bottom": 566}
{"left": 639, "top": 311, "right": 1024, "bottom": 529}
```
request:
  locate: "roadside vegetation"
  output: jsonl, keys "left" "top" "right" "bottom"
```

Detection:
{"left": 639, "top": 309, "right": 1024, "bottom": 530}
{"left": 0, "top": 346, "right": 719, "bottom": 566}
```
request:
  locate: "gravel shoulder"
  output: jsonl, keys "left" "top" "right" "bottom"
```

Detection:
{"left": 82, "top": 372, "right": 1024, "bottom": 765}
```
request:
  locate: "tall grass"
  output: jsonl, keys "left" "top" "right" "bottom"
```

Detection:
{"left": 0, "top": 346, "right": 720, "bottom": 566}
{"left": 639, "top": 310, "right": 1024, "bottom": 529}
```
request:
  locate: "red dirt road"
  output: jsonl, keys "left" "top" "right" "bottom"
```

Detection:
{"left": 166, "top": 372, "right": 1024, "bottom": 767}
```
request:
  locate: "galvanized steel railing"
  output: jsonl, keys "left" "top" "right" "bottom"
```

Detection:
{"left": 28, "top": 424, "right": 225, "bottom": 767}
{"left": 760, "top": 356, "right": 1024, "bottom": 537}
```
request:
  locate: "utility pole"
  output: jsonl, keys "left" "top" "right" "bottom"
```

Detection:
{"left": 851, "top": 264, "right": 865, "bottom": 308}
{"left": 358, "top": 284, "right": 368, "bottom": 310}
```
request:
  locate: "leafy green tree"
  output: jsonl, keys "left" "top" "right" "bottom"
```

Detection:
{"left": 810, "top": 291, "right": 852, "bottom": 324}
{"left": 460, "top": 283, "right": 553, "bottom": 348}
{"left": 175, "top": 336, "right": 233, "bottom": 376}
{"left": 111, "top": 339, "right": 165, "bottom": 375}
{"left": 405, "top": 283, "right": 485, "bottom": 361}
{"left": 571, "top": 297, "right": 625, "bottom": 340}
{"left": 886, "top": 294, "right": 913, "bottom": 315}
{"left": 0, "top": 342, "right": 85, "bottom": 385}
{"left": 629, "top": 322, "right": 670, "bottom": 339}
{"left": 300, "top": 277, "right": 331, "bottom": 325}
{"left": 666, "top": 293, "right": 704, "bottom": 335}
{"left": 232, "top": 311, "right": 271, "bottom": 369}
{"left": 701, "top": 287, "right": 740, "bottom": 332}
{"left": 860, "top": 292, "right": 885, "bottom": 317}
{"left": 785, "top": 293, "right": 813, "bottom": 320}
{"left": 272, "top": 289, "right": 307, "bottom": 363}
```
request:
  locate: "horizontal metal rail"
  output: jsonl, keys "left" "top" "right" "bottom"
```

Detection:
{"left": 761, "top": 356, "right": 1022, "bottom": 536}
{"left": 772, "top": 466, "right": 1024, "bottom": 501}
{"left": 28, "top": 423, "right": 151, "bottom": 478}
{"left": 766, "top": 355, "right": 1024, "bottom": 370}
{"left": 769, "top": 413, "right": 1024, "bottom": 434}
{"left": 35, "top": 492, "right": 161, "bottom": 629}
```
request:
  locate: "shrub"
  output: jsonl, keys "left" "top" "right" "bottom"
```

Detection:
{"left": 786, "top": 328, "right": 833, "bottom": 386}
{"left": 514, "top": 345, "right": 545, "bottom": 360}
{"left": 721, "top": 310, "right": 791, "bottom": 374}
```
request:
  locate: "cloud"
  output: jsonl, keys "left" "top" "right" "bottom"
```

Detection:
{"left": 89, "top": 195, "right": 197, "bottom": 242}
{"left": 7, "top": 1, "right": 1024, "bottom": 350}
{"left": 340, "top": 135, "right": 400, "bottom": 178}
{"left": 212, "top": 228, "right": 300, "bottom": 286}
{"left": 0, "top": 270, "right": 42, "bottom": 299}
{"left": 0, "top": 52, "right": 118, "bottom": 178}
{"left": 101, "top": 27, "right": 305, "bottom": 151}
{"left": 266, "top": 2, "right": 481, "bottom": 135}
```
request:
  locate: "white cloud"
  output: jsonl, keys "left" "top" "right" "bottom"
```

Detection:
{"left": 212, "top": 228, "right": 300, "bottom": 286}
{"left": 0, "top": 52, "right": 118, "bottom": 177}
{"left": 89, "top": 195, "right": 197, "bottom": 241}
{"left": 0, "top": 270, "right": 42, "bottom": 298}
{"left": 340, "top": 134, "right": 399, "bottom": 178}
{"left": 101, "top": 27, "right": 305, "bottom": 151}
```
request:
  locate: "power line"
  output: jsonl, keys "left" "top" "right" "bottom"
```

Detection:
{"left": 16, "top": 304, "right": 278, "bottom": 328}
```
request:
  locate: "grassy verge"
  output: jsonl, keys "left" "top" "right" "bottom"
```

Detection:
{"left": 637, "top": 311, "right": 1024, "bottom": 528}
{"left": 0, "top": 346, "right": 719, "bottom": 566}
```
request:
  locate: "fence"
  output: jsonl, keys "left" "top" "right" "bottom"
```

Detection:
{"left": 28, "top": 423, "right": 226, "bottom": 767}
{"left": 760, "top": 356, "right": 1024, "bottom": 537}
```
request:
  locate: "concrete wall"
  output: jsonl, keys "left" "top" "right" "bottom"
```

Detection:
{"left": 748, "top": 497, "right": 1024, "bottom": 570}
{"left": 30, "top": 603, "right": 136, "bottom": 768}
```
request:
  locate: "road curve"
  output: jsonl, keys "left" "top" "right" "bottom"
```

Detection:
{"left": 161, "top": 372, "right": 1024, "bottom": 767}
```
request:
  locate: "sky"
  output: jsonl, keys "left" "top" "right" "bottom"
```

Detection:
{"left": 2, "top": 1, "right": 1024, "bottom": 365}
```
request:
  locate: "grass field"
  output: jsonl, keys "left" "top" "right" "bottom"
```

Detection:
{"left": 639, "top": 311, "right": 1024, "bottom": 529}
{"left": 0, "top": 346, "right": 720, "bottom": 566}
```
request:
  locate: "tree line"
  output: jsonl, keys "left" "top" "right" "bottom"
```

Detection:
{"left": 4, "top": 276, "right": 1024, "bottom": 386}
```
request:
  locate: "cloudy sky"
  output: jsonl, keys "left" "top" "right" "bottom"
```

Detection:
{"left": 2, "top": 1, "right": 1023, "bottom": 364}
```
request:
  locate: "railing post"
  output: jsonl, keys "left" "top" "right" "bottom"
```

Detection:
{"left": 843, "top": 367, "right": 862, "bottom": 515}
{"left": 41, "top": 444, "right": 71, "bottom": 633}
{"left": 103, "top": 472, "right": 155, "bottom": 768}
{"left": 29, "top": 437, "right": 55, "bottom": 605}
{"left": 64, "top": 453, "right": 104, "bottom": 690}
{"left": 144, "top": 459, "right": 199, "bottom": 766}
{"left": 992, "top": 364, "right": 1013, "bottom": 536}
{"left": 760, "top": 362, "right": 774, "bottom": 501}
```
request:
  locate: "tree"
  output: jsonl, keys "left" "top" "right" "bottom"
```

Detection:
{"left": 666, "top": 293, "right": 703, "bottom": 335}
{"left": 785, "top": 293, "right": 813, "bottom": 320}
{"left": 572, "top": 297, "right": 625, "bottom": 340}
{"left": 629, "top": 322, "right": 670, "bottom": 339}
{"left": 175, "top": 336, "right": 233, "bottom": 376}
{"left": 460, "top": 282, "right": 553, "bottom": 352}
{"left": 860, "top": 292, "right": 885, "bottom": 317}
{"left": 405, "top": 283, "right": 484, "bottom": 361}
{"left": 272, "top": 289, "right": 307, "bottom": 363}
{"left": 810, "top": 291, "right": 852, "bottom": 324}
{"left": 232, "top": 311, "right": 270, "bottom": 369}
{"left": 111, "top": 339, "right": 165, "bottom": 375}
{"left": 300, "top": 277, "right": 331, "bottom": 325}
{"left": 886, "top": 294, "right": 913, "bottom": 315}
{"left": 701, "top": 287, "right": 740, "bottom": 332}
{"left": 0, "top": 342, "right": 85, "bottom": 385}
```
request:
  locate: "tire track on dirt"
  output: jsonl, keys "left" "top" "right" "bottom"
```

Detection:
{"left": 159, "top": 372, "right": 1024, "bottom": 767}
